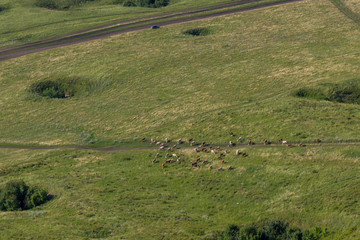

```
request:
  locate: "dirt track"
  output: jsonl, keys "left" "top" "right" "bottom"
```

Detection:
{"left": 1, "top": 141, "right": 359, "bottom": 152}
{"left": 0, "top": 0, "right": 305, "bottom": 61}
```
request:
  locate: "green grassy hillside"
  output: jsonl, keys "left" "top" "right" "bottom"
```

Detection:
{"left": 344, "top": 0, "right": 360, "bottom": 13}
{"left": 0, "top": 0, "right": 240, "bottom": 48}
{"left": 0, "top": 146, "right": 359, "bottom": 239}
{"left": 1, "top": 0, "right": 360, "bottom": 147}
{"left": 0, "top": 0, "right": 360, "bottom": 239}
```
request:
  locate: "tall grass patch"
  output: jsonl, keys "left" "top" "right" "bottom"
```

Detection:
{"left": 27, "top": 75, "right": 113, "bottom": 99}
{"left": 294, "top": 80, "right": 360, "bottom": 104}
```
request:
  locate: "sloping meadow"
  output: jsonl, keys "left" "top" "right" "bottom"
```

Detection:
{"left": 0, "top": 146, "right": 358, "bottom": 239}
{"left": 1, "top": 0, "right": 360, "bottom": 146}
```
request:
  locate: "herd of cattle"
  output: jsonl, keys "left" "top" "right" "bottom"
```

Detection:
{"left": 142, "top": 134, "right": 320, "bottom": 171}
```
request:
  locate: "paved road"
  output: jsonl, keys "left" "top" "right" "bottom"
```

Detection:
{"left": 0, "top": 0, "right": 305, "bottom": 61}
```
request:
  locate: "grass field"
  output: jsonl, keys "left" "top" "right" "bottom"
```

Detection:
{"left": 0, "top": 146, "right": 359, "bottom": 239}
{"left": 1, "top": 0, "right": 360, "bottom": 239}
{"left": 1, "top": 0, "right": 360, "bottom": 147}
{"left": 0, "top": 0, "right": 246, "bottom": 48}
{"left": 344, "top": 0, "right": 360, "bottom": 13}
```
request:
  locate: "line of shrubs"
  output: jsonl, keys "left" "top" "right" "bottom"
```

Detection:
{"left": 120, "top": 0, "right": 170, "bottom": 8}
{"left": 0, "top": 180, "right": 49, "bottom": 211}
{"left": 208, "top": 220, "right": 328, "bottom": 240}
{"left": 294, "top": 81, "right": 360, "bottom": 105}
{"left": 35, "top": 0, "right": 95, "bottom": 10}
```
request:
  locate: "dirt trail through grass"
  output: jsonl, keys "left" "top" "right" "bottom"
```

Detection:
{"left": 0, "top": 0, "right": 305, "bottom": 61}
{"left": 1, "top": 141, "right": 360, "bottom": 152}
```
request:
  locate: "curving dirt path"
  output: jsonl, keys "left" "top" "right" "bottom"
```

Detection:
{"left": 0, "top": 0, "right": 305, "bottom": 61}
{"left": 1, "top": 141, "right": 359, "bottom": 152}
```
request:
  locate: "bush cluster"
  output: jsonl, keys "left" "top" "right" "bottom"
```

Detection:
{"left": 28, "top": 76, "right": 89, "bottom": 99}
{"left": 0, "top": 180, "right": 49, "bottom": 211}
{"left": 294, "top": 81, "right": 360, "bottom": 104}
{"left": 120, "top": 0, "right": 170, "bottom": 8}
{"left": 183, "top": 27, "right": 210, "bottom": 36}
{"left": 35, "top": 0, "right": 94, "bottom": 10}
{"left": 209, "top": 220, "right": 328, "bottom": 240}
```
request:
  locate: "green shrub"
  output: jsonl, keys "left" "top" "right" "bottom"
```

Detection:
{"left": 0, "top": 180, "right": 49, "bottom": 211}
{"left": 210, "top": 220, "right": 325, "bottom": 240}
{"left": 294, "top": 80, "right": 360, "bottom": 105}
{"left": 183, "top": 27, "right": 210, "bottom": 36}
{"left": 35, "top": 0, "right": 94, "bottom": 10}
{"left": 293, "top": 88, "right": 325, "bottom": 100}
{"left": 0, "top": 4, "right": 10, "bottom": 12}
{"left": 28, "top": 76, "right": 91, "bottom": 99}
{"left": 122, "top": 0, "right": 170, "bottom": 8}
{"left": 325, "top": 85, "right": 360, "bottom": 104}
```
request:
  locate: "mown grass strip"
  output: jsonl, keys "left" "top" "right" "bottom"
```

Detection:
{"left": 330, "top": 0, "right": 360, "bottom": 26}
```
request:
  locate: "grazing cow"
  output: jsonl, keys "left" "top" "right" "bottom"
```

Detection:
{"left": 166, "top": 159, "right": 174, "bottom": 163}
{"left": 278, "top": 138, "right": 283, "bottom": 143}
{"left": 165, "top": 153, "right": 170, "bottom": 158}
{"left": 315, "top": 138, "right": 321, "bottom": 143}
{"left": 238, "top": 137, "right": 243, "bottom": 142}
{"left": 221, "top": 160, "right": 225, "bottom": 164}
{"left": 194, "top": 148, "right": 198, "bottom": 153}
{"left": 177, "top": 138, "right": 183, "bottom": 144}
{"left": 155, "top": 153, "right": 160, "bottom": 158}
{"left": 209, "top": 165, "right": 213, "bottom": 170}
{"left": 228, "top": 141, "right": 234, "bottom": 147}
{"left": 201, "top": 141, "right": 206, "bottom": 147}
{"left": 142, "top": 138, "right": 146, "bottom": 142}
{"left": 172, "top": 153, "right": 178, "bottom": 158}
{"left": 248, "top": 139, "right": 252, "bottom": 145}
{"left": 215, "top": 146, "right": 221, "bottom": 150}
{"left": 298, "top": 143, "right": 303, "bottom": 147}
{"left": 165, "top": 137, "right": 169, "bottom": 143}
{"left": 218, "top": 166, "right": 223, "bottom": 171}
{"left": 202, "top": 160, "right": 208, "bottom": 164}
{"left": 282, "top": 140, "right": 288, "bottom": 144}
{"left": 228, "top": 166, "right": 233, "bottom": 170}
{"left": 235, "top": 150, "right": 240, "bottom": 155}
{"left": 242, "top": 152, "right": 247, "bottom": 157}
{"left": 211, "top": 150, "right": 216, "bottom": 154}
{"left": 188, "top": 138, "right": 193, "bottom": 143}
{"left": 159, "top": 146, "right": 165, "bottom": 150}
{"left": 230, "top": 132, "right": 234, "bottom": 136}
{"left": 287, "top": 144, "right": 292, "bottom": 147}
{"left": 152, "top": 158, "right": 157, "bottom": 163}
{"left": 264, "top": 139, "right": 268, "bottom": 145}
{"left": 190, "top": 140, "right": 196, "bottom": 146}
{"left": 162, "top": 163, "right": 165, "bottom": 168}
{"left": 177, "top": 157, "right": 181, "bottom": 162}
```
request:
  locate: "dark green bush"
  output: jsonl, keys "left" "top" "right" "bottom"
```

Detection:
{"left": 0, "top": 180, "right": 49, "bottom": 211}
{"left": 0, "top": 4, "right": 9, "bottom": 12}
{"left": 121, "top": 0, "right": 170, "bottom": 8}
{"left": 293, "top": 88, "right": 325, "bottom": 100}
{"left": 28, "top": 76, "right": 89, "bottom": 99}
{"left": 325, "top": 85, "right": 360, "bottom": 104}
{"left": 183, "top": 27, "right": 210, "bottom": 36}
{"left": 209, "top": 220, "right": 326, "bottom": 240}
{"left": 35, "top": 0, "right": 94, "bottom": 10}
{"left": 294, "top": 80, "right": 360, "bottom": 105}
